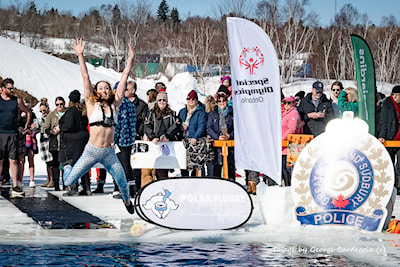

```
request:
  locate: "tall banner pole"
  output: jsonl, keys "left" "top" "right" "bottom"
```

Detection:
{"left": 350, "top": 34, "right": 376, "bottom": 135}
{"left": 226, "top": 17, "right": 282, "bottom": 184}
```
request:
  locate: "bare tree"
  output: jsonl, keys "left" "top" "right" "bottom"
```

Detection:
{"left": 255, "top": 0, "right": 280, "bottom": 39}
{"left": 212, "top": 0, "right": 254, "bottom": 19}
{"left": 277, "top": 0, "right": 315, "bottom": 83}
{"left": 322, "top": 28, "right": 337, "bottom": 80}
{"left": 374, "top": 16, "right": 400, "bottom": 83}
{"left": 187, "top": 19, "right": 216, "bottom": 81}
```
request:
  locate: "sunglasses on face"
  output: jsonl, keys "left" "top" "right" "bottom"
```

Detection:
{"left": 158, "top": 99, "right": 167, "bottom": 102}
{"left": 186, "top": 98, "right": 196, "bottom": 101}
{"left": 332, "top": 89, "right": 341, "bottom": 92}
{"left": 218, "top": 99, "right": 227, "bottom": 103}
{"left": 40, "top": 109, "right": 48, "bottom": 113}
{"left": 55, "top": 103, "right": 64, "bottom": 106}
{"left": 5, "top": 87, "right": 14, "bottom": 90}
{"left": 283, "top": 101, "right": 294, "bottom": 105}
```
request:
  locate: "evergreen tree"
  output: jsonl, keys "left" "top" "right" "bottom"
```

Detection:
{"left": 170, "top": 7, "right": 180, "bottom": 32}
{"left": 157, "top": 0, "right": 170, "bottom": 22}
{"left": 111, "top": 4, "right": 121, "bottom": 27}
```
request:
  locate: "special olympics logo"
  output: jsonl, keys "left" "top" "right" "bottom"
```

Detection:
{"left": 239, "top": 47, "right": 264, "bottom": 75}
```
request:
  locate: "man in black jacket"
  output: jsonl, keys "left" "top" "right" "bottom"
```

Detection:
{"left": 378, "top": 85, "right": 400, "bottom": 193}
{"left": 127, "top": 81, "right": 148, "bottom": 191}
{"left": 127, "top": 81, "right": 148, "bottom": 140}
{"left": 297, "top": 81, "right": 334, "bottom": 137}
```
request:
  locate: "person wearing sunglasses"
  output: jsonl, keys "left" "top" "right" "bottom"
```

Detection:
{"left": 337, "top": 87, "right": 358, "bottom": 117}
{"left": 330, "top": 81, "right": 344, "bottom": 118}
{"left": 207, "top": 94, "right": 235, "bottom": 180}
{"left": 297, "top": 81, "right": 334, "bottom": 137}
{"left": 178, "top": 90, "right": 207, "bottom": 177}
{"left": 63, "top": 38, "right": 135, "bottom": 214}
{"left": 44, "top": 96, "right": 66, "bottom": 191}
{"left": 281, "top": 96, "right": 302, "bottom": 187}
{"left": 144, "top": 91, "right": 181, "bottom": 180}
{"left": 37, "top": 98, "right": 54, "bottom": 188}
{"left": 0, "top": 78, "right": 32, "bottom": 198}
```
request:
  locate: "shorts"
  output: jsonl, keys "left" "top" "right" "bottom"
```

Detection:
{"left": 0, "top": 133, "right": 19, "bottom": 160}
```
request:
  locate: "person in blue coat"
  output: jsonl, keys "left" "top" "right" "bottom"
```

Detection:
{"left": 178, "top": 90, "right": 207, "bottom": 176}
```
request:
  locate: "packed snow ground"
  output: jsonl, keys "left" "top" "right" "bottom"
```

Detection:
{"left": 1, "top": 36, "right": 400, "bottom": 266}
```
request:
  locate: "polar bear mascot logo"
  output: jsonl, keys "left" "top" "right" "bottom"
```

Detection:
{"left": 143, "top": 189, "right": 179, "bottom": 219}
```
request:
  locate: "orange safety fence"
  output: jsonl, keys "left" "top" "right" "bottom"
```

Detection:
{"left": 213, "top": 138, "right": 400, "bottom": 179}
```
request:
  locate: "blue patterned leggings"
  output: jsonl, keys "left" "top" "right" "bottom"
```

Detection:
{"left": 64, "top": 143, "right": 129, "bottom": 202}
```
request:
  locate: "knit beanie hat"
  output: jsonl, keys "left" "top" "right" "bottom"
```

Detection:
{"left": 156, "top": 91, "right": 168, "bottom": 101}
{"left": 221, "top": 76, "right": 231, "bottom": 85}
{"left": 217, "top": 85, "right": 231, "bottom": 97}
{"left": 391, "top": 85, "right": 400, "bottom": 94}
{"left": 187, "top": 90, "right": 198, "bottom": 100}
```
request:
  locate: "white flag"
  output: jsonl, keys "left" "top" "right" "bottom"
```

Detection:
{"left": 227, "top": 17, "right": 281, "bottom": 184}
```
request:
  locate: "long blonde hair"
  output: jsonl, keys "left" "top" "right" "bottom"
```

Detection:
{"left": 205, "top": 95, "right": 216, "bottom": 113}
{"left": 344, "top": 87, "right": 358, "bottom": 103}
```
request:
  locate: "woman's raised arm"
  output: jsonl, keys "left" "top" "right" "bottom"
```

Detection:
{"left": 72, "top": 38, "right": 92, "bottom": 102}
{"left": 114, "top": 43, "right": 134, "bottom": 107}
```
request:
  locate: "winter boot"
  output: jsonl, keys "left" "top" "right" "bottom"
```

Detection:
{"left": 51, "top": 167, "right": 60, "bottom": 191}
{"left": 79, "top": 173, "right": 92, "bottom": 196}
{"left": 247, "top": 181, "right": 257, "bottom": 195}
{"left": 128, "top": 181, "right": 137, "bottom": 198}
{"left": 92, "top": 177, "right": 105, "bottom": 194}
{"left": 63, "top": 183, "right": 79, "bottom": 196}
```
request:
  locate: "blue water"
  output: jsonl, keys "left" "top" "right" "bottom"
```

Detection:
{"left": 0, "top": 243, "right": 370, "bottom": 266}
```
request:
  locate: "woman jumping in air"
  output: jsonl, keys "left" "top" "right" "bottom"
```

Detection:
{"left": 64, "top": 38, "right": 134, "bottom": 214}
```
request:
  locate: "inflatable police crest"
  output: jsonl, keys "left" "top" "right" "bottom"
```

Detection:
{"left": 292, "top": 112, "right": 394, "bottom": 232}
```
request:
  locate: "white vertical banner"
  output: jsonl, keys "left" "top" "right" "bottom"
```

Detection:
{"left": 227, "top": 17, "right": 282, "bottom": 184}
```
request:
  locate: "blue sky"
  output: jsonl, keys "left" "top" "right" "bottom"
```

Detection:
{"left": 10, "top": 0, "right": 400, "bottom": 26}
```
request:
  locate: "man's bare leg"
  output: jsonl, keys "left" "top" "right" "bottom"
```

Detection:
{"left": 9, "top": 158, "right": 18, "bottom": 187}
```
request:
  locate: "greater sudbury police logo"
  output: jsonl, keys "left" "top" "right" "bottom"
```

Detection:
{"left": 292, "top": 117, "right": 394, "bottom": 232}
{"left": 143, "top": 189, "right": 179, "bottom": 219}
{"left": 239, "top": 47, "right": 264, "bottom": 75}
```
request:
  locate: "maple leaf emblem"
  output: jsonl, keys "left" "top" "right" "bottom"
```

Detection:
{"left": 332, "top": 194, "right": 350, "bottom": 209}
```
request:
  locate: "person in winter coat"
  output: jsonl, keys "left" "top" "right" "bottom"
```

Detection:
{"left": 144, "top": 91, "right": 180, "bottom": 180}
{"left": 330, "top": 81, "right": 343, "bottom": 118}
{"left": 207, "top": 94, "right": 235, "bottom": 180}
{"left": 203, "top": 95, "right": 217, "bottom": 177}
{"left": 281, "top": 96, "right": 302, "bottom": 186}
{"left": 127, "top": 81, "right": 148, "bottom": 140}
{"left": 338, "top": 87, "right": 358, "bottom": 117}
{"left": 44, "top": 96, "right": 66, "bottom": 191}
{"left": 127, "top": 80, "right": 148, "bottom": 191}
{"left": 297, "top": 81, "right": 334, "bottom": 136}
{"left": 378, "top": 85, "right": 400, "bottom": 193}
{"left": 178, "top": 90, "right": 207, "bottom": 176}
{"left": 38, "top": 98, "right": 53, "bottom": 188}
{"left": 59, "top": 90, "right": 90, "bottom": 196}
